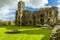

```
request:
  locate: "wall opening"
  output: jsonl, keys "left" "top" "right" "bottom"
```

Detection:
{"left": 41, "top": 14, "right": 44, "bottom": 17}
{"left": 41, "top": 19, "right": 44, "bottom": 25}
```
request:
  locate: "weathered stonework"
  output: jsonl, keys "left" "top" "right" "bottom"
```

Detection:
{"left": 50, "top": 25, "right": 60, "bottom": 40}
{"left": 22, "top": 10, "right": 33, "bottom": 26}
{"left": 15, "top": 1, "right": 25, "bottom": 26}
{"left": 33, "top": 7, "right": 58, "bottom": 26}
{"left": 15, "top": 1, "right": 58, "bottom": 26}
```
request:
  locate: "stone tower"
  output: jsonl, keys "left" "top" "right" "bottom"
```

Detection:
{"left": 15, "top": 1, "right": 25, "bottom": 26}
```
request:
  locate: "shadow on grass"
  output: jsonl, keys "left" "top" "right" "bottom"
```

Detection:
{"left": 20, "top": 29, "right": 51, "bottom": 40}
{"left": 5, "top": 32, "right": 20, "bottom": 34}
{"left": 20, "top": 29, "right": 51, "bottom": 34}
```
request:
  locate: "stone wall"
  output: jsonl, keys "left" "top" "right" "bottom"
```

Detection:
{"left": 50, "top": 25, "right": 60, "bottom": 40}
{"left": 22, "top": 10, "right": 33, "bottom": 26}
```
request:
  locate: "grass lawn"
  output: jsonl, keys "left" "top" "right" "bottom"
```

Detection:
{"left": 0, "top": 26, "right": 52, "bottom": 40}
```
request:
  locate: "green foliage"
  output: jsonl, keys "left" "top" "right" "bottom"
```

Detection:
{"left": 0, "top": 26, "right": 51, "bottom": 40}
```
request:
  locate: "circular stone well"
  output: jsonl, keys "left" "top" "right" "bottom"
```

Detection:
{"left": 6, "top": 30, "right": 20, "bottom": 34}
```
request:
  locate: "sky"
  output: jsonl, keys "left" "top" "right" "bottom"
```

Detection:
{"left": 0, "top": 0, "right": 60, "bottom": 21}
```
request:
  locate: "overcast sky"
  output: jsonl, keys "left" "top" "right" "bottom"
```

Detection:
{"left": 0, "top": 0, "right": 60, "bottom": 21}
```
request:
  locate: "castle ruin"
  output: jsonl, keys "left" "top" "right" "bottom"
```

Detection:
{"left": 15, "top": 1, "right": 58, "bottom": 26}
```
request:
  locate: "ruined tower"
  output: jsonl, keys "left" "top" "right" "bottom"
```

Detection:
{"left": 15, "top": 1, "right": 25, "bottom": 26}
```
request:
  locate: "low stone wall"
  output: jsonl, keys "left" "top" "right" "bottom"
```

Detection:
{"left": 50, "top": 25, "right": 60, "bottom": 40}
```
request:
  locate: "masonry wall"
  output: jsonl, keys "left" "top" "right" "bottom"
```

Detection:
{"left": 22, "top": 10, "right": 33, "bottom": 26}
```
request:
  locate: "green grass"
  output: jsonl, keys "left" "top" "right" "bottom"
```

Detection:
{"left": 0, "top": 26, "right": 52, "bottom": 40}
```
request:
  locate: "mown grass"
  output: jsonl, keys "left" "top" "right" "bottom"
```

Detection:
{"left": 0, "top": 26, "right": 52, "bottom": 40}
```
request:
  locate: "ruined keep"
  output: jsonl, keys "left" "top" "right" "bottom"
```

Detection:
{"left": 15, "top": 1, "right": 58, "bottom": 26}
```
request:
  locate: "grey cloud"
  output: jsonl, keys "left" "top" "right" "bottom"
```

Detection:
{"left": 0, "top": 0, "right": 17, "bottom": 7}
